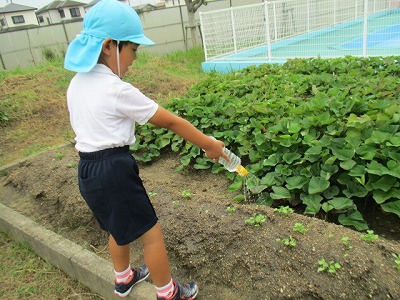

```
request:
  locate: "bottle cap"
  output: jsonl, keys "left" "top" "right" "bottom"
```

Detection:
{"left": 235, "top": 165, "right": 248, "bottom": 177}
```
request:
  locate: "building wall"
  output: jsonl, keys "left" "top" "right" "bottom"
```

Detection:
{"left": 2, "top": 10, "right": 39, "bottom": 28}
{"left": 37, "top": 5, "right": 86, "bottom": 25}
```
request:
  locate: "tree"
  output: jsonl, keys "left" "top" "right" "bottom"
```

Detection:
{"left": 184, "top": 0, "right": 206, "bottom": 46}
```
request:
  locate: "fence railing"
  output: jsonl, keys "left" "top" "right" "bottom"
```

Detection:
{"left": 200, "top": 0, "right": 399, "bottom": 61}
{"left": 0, "top": 0, "right": 262, "bottom": 71}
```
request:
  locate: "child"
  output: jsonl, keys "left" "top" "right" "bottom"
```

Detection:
{"left": 64, "top": 0, "right": 228, "bottom": 299}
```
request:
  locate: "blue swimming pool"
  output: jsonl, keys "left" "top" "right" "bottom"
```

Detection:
{"left": 202, "top": 9, "right": 400, "bottom": 73}
{"left": 340, "top": 24, "right": 400, "bottom": 49}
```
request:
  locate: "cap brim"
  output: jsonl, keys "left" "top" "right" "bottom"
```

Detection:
{"left": 128, "top": 35, "right": 155, "bottom": 46}
{"left": 64, "top": 34, "right": 104, "bottom": 73}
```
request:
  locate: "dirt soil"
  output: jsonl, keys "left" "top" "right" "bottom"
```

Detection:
{"left": 1, "top": 144, "right": 399, "bottom": 300}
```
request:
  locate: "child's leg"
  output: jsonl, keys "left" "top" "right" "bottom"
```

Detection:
{"left": 139, "top": 221, "right": 172, "bottom": 286}
{"left": 109, "top": 234, "right": 130, "bottom": 272}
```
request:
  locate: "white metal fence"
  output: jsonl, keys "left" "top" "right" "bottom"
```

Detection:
{"left": 0, "top": 0, "right": 263, "bottom": 70}
{"left": 200, "top": 0, "right": 400, "bottom": 61}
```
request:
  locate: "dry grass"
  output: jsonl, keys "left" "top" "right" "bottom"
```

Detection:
{"left": 0, "top": 47, "right": 206, "bottom": 165}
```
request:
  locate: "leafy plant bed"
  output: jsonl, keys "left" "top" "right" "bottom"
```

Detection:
{"left": 133, "top": 56, "right": 400, "bottom": 231}
{"left": 1, "top": 145, "right": 399, "bottom": 299}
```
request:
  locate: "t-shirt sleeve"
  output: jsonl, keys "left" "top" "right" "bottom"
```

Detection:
{"left": 115, "top": 82, "right": 159, "bottom": 125}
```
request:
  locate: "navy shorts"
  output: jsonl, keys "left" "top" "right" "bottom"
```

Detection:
{"left": 78, "top": 146, "right": 158, "bottom": 246}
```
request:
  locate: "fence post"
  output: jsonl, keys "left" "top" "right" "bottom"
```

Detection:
{"left": 307, "top": 0, "right": 310, "bottom": 32}
{"left": 362, "top": 0, "right": 368, "bottom": 56}
{"left": 333, "top": 0, "right": 337, "bottom": 24}
{"left": 178, "top": 5, "right": 187, "bottom": 50}
{"left": 264, "top": 1, "right": 272, "bottom": 61}
{"left": 199, "top": 12, "right": 208, "bottom": 61}
{"left": 0, "top": 53, "right": 5, "bottom": 70}
{"left": 273, "top": 2, "right": 277, "bottom": 41}
{"left": 230, "top": 8, "right": 237, "bottom": 53}
{"left": 355, "top": 0, "right": 358, "bottom": 18}
{"left": 26, "top": 30, "right": 37, "bottom": 66}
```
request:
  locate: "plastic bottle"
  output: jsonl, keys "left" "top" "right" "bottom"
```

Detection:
{"left": 209, "top": 137, "right": 248, "bottom": 176}
{"left": 219, "top": 147, "right": 248, "bottom": 176}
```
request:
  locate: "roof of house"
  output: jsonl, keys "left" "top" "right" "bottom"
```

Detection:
{"left": 0, "top": 3, "right": 37, "bottom": 14}
{"left": 36, "top": 1, "right": 86, "bottom": 14}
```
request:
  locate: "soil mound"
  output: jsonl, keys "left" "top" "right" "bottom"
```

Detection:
{"left": 1, "top": 144, "right": 399, "bottom": 300}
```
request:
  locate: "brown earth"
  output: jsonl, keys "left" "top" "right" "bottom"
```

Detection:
{"left": 1, "top": 58, "right": 399, "bottom": 299}
{"left": 1, "top": 144, "right": 400, "bottom": 300}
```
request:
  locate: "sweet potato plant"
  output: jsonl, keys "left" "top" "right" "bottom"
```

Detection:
{"left": 132, "top": 56, "right": 400, "bottom": 230}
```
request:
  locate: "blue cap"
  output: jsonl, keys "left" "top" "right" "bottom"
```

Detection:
{"left": 64, "top": 0, "right": 154, "bottom": 72}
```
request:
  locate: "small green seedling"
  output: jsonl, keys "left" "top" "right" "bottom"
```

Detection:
{"left": 172, "top": 200, "right": 181, "bottom": 206}
{"left": 276, "top": 236, "right": 297, "bottom": 248}
{"left": 66, "top": 161, "right": 77, "bottom": 168}
{"left": 55, "top": 152, "right": 64, "bottom": 160}
{"left": 245, "top": 213, "right": 266, "bottom": 227}
{"left": 180, "top": 190, "right": 193, "bottom": 199}
{"left": 293, "top": 222, "right": 308, "bottom": 234}
{"left": 148, "top": 192, "right": 157, "bottom": 198}
{"left": 392, "top": 253, "right": 400, "bottom": 270}
{"left": 360, "top": 230, "right": 379, "bottom": 243}
{"left": 317, "top": 259, "right": 341, "bottom": 273}
{"left": 274, "top": 206, "right": 294, "bottom": 217}
{"left": 342, "top": 236, "right": 353, "bottom": 250}
{"left": 226, "top": 206, "right": 237, "bottom": 213}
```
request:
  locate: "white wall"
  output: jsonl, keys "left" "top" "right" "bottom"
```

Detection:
{"left": 3, "top": 10, "right": 39, "bottom": 28}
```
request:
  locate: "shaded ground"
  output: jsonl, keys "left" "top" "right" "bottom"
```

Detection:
{"left": 1, "top": 144, "right": 399, "bottom": 300}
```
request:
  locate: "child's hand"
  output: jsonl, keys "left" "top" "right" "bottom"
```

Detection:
{"left": 203, "top": 137, "right": 230, "bottom": 163}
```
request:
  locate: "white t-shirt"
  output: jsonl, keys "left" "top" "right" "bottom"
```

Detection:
{"left": 67, "top": 64, "right": 159, "bottom": 152}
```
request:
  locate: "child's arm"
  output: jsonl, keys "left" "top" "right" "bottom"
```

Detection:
{"left": 148, "top": 106, "right": 229, "bottom": 162}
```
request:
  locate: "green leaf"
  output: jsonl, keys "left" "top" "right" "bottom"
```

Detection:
{"left": 227, "top": 178, "right": 243, "bottom": 192}
{"left": 282, "top": 152, "right": 302, "bottom": 164}
{"left": 327, "top": 197, "right": 353, "bottom": 211}
{"left": 263, "top": 154, "right": 279, "bottom": 166}
{"left": 338, "top": 209, "right": 368, "bottom": 231}
{"left": 304, "top": 145, "right": 322, "bottom": 155}
{"left": 348, "top": 165, "right": 366, "bottom": 177}
{"left": 365, "top": 161, "right": 385, "bottom": 176}
{"left": 260, "top": 173, "right": 278, "bottom": 187}
{"left": 322, "top": 202, "right": 334, "bottom": 212}
{"left": 231, "top": 194, "right": 245, "bottom": 202}
{"left": 285, "top": 176, "right": 308, "bottom": 190}
{"left": 356, "top": 145, "right": 377, "bottom": 161}
{"left": 331, "top": 147, "right": 355, "bottom": 161}
{"left": 365, "top": 130, "right": 392, "bottom": 144}
{"left": 321, "top": 164, "right": 339, "bottom": 180}
{"left": 371, "top": 175, "right": 398, "bottom": 192}
{"left": 308, "top": 176, "right": 330, "bottom": 194}
{"left": 340, "top": 160, "right": 356, "bottom": 170}
{"left": 323, "top": 185, "right": 340, "bottom": 199}
{"left": 373, "top": 188, "right": 400, "bottom": 204}
{"left": 256, "top": 193, "right": 274, "bottom": 206}
{"left": 383, "top": 160, "right": 400, "bottom": 179}
{"left": 387, "top": 136, "right": 400, "bottom": 147}
{"left": 381, "top": 200, "right": 400, "bottom": 218}
{"left": 343, "top": 181, "right": 368, "bottom": 198}
{"left": 300, "top": 193, "right": 322, "bottom": 215}
{"left": 287, "top": 121, "right": 302, "bottom": 134}
{"left": 270, "top": 186, "right": 291, "bottom": 199}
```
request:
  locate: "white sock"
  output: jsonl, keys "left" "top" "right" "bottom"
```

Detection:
{"left": 156, "top": 278, "right": 175, "bottom": 298}
{"left": 115, "top": 265, "right": 132, "bottom": 283}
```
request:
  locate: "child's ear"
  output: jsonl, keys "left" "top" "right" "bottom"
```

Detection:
{"left": 102, "top": 38, "right": 113, "bottom": 55}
